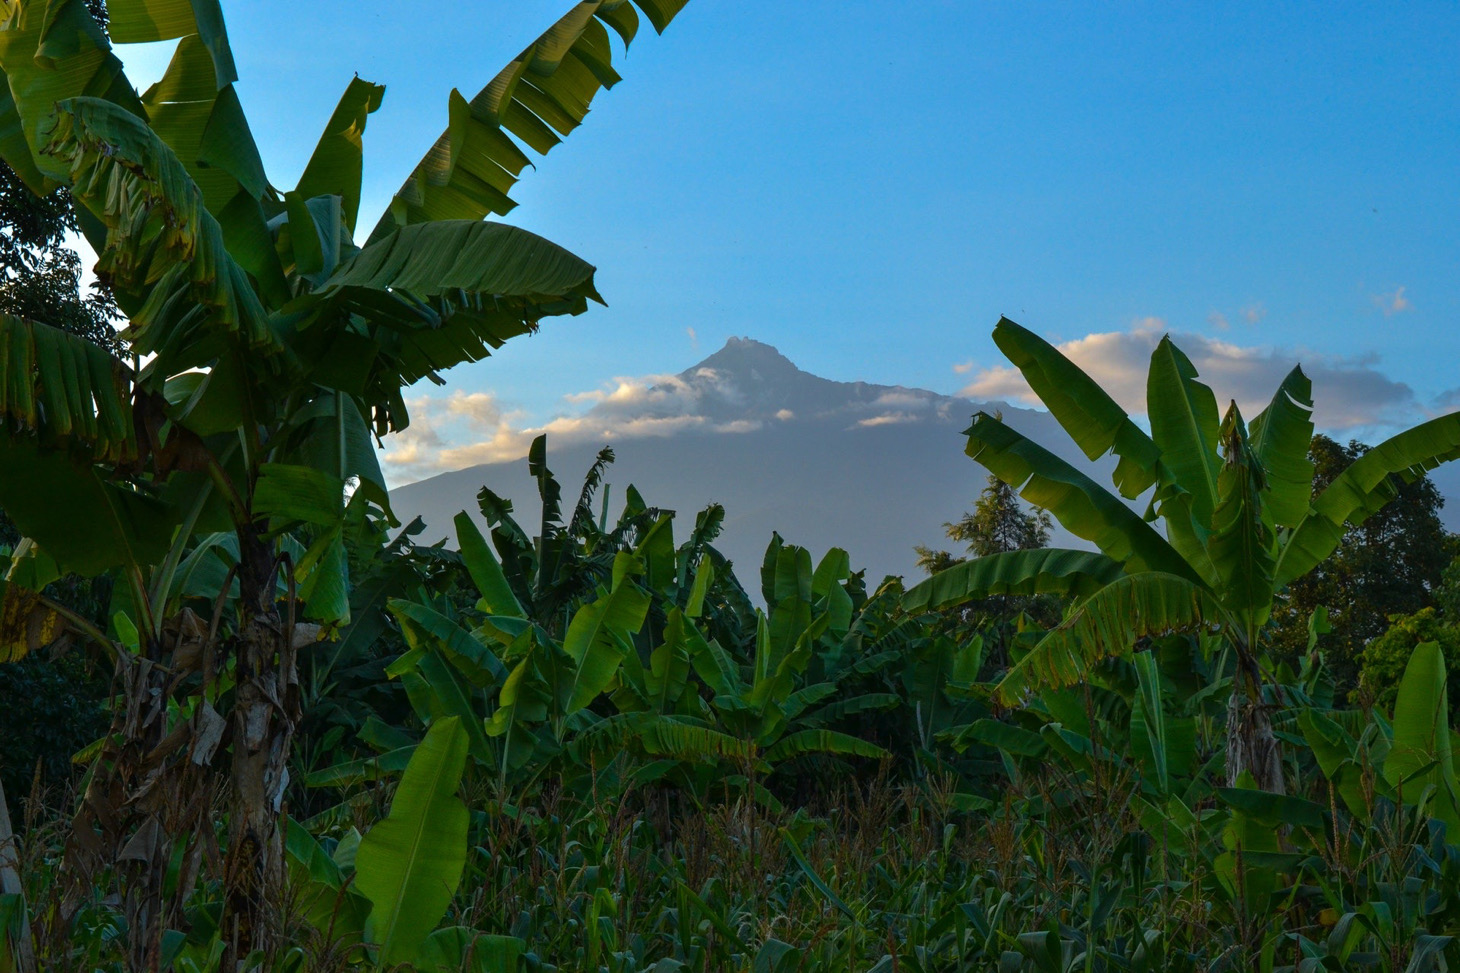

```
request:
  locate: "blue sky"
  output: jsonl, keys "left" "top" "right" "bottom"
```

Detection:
{"left": 118, "top": 2, "right": 1460, "bottom": 480}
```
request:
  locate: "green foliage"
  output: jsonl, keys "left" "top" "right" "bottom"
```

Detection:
{"left": 20, "top": 609, "right": 1460, "bottom": 970}
{"left": 0, "top": 0, "right": 118, "bottom": 354}
{"left": 0, "top": 650, "right": 106, "bottom": 815}
{"left": 0, "top": 0, "right": 698, "bottom": 963}
{"left": 355, "top": 717, "right": 471, "bottom": 966}
{"left": 1386, "top": 642, "right": 1460, "bottom": 832}
{"left": 1358, "top": 607, "right": 1460, "bottom": 713}
{"left": 0, "top": 1, "right": 1455, "bottom": 959}
{"left": 5, "top": 422, "right": 1460, "bottom": 970}
{"left": 912, "top": 317, "right": 1460, "bottom": 793}
{"left": 1272, "top": 435, "right": 1455, "bottom": 694}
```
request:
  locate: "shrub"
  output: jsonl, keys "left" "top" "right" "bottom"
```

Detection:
{"left": 1355, "top": 606, "right": 1460, "bottom": 712}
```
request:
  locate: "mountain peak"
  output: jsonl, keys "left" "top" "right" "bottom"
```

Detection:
{"left": 685, "top": 337, "right": 803, "bottom": 381}
{"left": 661, "top": 335, "right": 964, "bottom": 426}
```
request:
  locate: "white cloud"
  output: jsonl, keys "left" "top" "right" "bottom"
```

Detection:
{"left": 382, "top": 366, "right": 771, "bottom": 483}
{"left": 686, "top": 326, "right": 698, "bottom": 347}
{"left": 857, "top": 412, "right": 920, "bottom": 427}
{"left": 1207, "top": 311, "right": 1230, "bottom": 331}
{"left": 381, "top": 392, "right": 533, "bottom": 480}
{"left": 952, "top": 359, "right": 974, "bottom": 374}
{"left": 1242, "top": 303, "right": 1267, "bottom": 324}
{"left": 1374, "top": 287, "right": 1414, "bottom": 317}
{"left": 960, "top": 317, "right": 1415, "bottom": 431}
{"left": 872, "top": 390, "right": 936, "bottom": 410}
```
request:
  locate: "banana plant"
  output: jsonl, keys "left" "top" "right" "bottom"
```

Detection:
{"left": 468, "top": 434, "right": 755, "bottom": 644}
{"left": 1301, "top": 640, "right": 1460, "bottom": 835}
{"left": 355, "top": 717, "right": 471, "bottom": 967}
{"left": 391, "top": 515, "right": 750, "bottom": 795}
{"left": 311, "top": 454, "right": 764, "bottom": 815}
{"left": 0, "top": 0, "right": 694, "bottom": 960}
{"left": 675, "top": 537, "right": 890, "bottom": 804}
{"left": 905, "top": 318, "right": 1460, "bottom": 792}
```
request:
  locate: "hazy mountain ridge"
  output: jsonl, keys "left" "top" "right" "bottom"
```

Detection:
{"left": 391, "top": 337, "right": 1460, "bottom": 584}
{"left": 390, "top": 338, "right": 1081, "bottom": 583}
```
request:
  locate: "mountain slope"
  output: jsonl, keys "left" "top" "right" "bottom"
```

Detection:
{"left": 389, "top": 338, "right": 1087, "bottom": 583}
{"left": 390, "top": 336, "right": 1460, "bottom": 588}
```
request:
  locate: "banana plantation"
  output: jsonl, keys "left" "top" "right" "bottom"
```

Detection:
{"left": 3, "top": 1, "right": 1460, "bottom": 971}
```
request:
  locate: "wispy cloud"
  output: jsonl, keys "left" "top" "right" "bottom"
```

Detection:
{"left": 858, "top": 413, "right": 920, "bottom": 427}
{"left": 1208, "top": 303, "right": 1265, "bottom": 332}
{"left": 1374, "top": 286, "right": 1414, "bottom": 317}
{"left": 380, "top": 345, "right": 964, "bottom": 484}
{"left": 383, "top": 368, "right": 785, "bottom": 482}
{"left": 686, "top": 326, "right": 698, "bottom": 347}
{"left": 382, "top": 375, "right": 727, "bottom": 482}
{"left": 959, "top": 316, "right": 1417, "bottom": 431}
{"left": 952, "top": 359, "right": 975, "bottom": 374}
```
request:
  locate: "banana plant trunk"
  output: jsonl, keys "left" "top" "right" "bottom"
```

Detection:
{"left": 221, "top": 527, "right": 299, "bottom": 968}
{"left": 1225, "top": 667, "right": 1285, "bottom": 793}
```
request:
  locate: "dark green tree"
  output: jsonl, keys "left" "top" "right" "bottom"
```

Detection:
{"left": 915, "top": 473, "right": 1052, "bottom": 573}
{"left": 0, "top": 0, "right": 116, "bottom": 361}
{"left": 0, "top": 0, "right": 118, "bottom": 816}
{"left": 913, "top": 472, "right": 1056, "bottom": 667}
{"left": 1271, "top": 434, "right": 1456, "bottom": 693}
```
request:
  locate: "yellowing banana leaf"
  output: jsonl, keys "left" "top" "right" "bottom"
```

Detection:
{"left": 107, "top": 0, "right": 236, "bottom": 87}
{"left": 0, "top": 0, "right": 141, "bottom": 192}
{"left": 46, "top": 97, "right": 277, "bottom": 359}
{"left": 0, "top": 579, "right": 73, "bottom": 663}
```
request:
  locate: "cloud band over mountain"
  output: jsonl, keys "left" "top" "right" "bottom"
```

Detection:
{"left": 382, "top": 337, "right": 956, "bottom": 483}
{"left": 384, "top": 325, "right": 1436, "bottom": 486}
